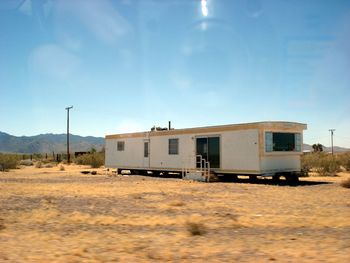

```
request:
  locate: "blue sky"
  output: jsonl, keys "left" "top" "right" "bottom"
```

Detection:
{"left": 0, "top": 0, "right": 350, "bottom": 148}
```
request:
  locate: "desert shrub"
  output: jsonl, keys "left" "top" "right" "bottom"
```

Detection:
{"left": 0, "top": 153, "right": 20, "bottom": 171}
{"left": 35, "top": 161, "right": 42, "bottom": 168}
{"left": 317, "top": 156, "right": 340, "bottom": 176}
{"left": 301, "top": 152, "right": 325, "bottom": 172}
{"left": 19, "top": 159, "right": 33, "bottom": 166}
{"left": 340, "top": 178, "right": 350, "bottom": 189}
{"left": 301, "top": 153, "right": 317, "bottom": 173}
{"left": 74, "top": 152, "right": 104, "bottom": 168}
{"left": 301, "top": 152, "right": 340, "bottom": 176}
{"left": 337, "top": 152, "right": 350, "bottom": 171}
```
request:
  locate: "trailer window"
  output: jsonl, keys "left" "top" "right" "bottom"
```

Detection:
{"left": 144, "top": 142, "right": 149, "bottom": 157}
{"left": 265, "top": 132, "right": 301, "bottom": 152}
{"left": 117, "top": 141, "right": 125, "bottom": 151}
{"left": 168, "top": 138, "right": 179, "bottom": 155}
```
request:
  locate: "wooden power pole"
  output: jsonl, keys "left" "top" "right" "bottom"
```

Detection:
{"left": 66, "top": 106, "right": 73, "bottom": 163}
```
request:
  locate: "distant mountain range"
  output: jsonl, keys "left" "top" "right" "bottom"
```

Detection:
{"left": 0, "top": 131, "right": 104, "bottom": 154}
{"left": 0, "top": 131, "right": 349, "bottom": 154}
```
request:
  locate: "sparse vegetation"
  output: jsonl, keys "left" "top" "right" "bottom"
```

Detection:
{"left": 74, "top": 152, "right": 104, "bottom": 168}
{"left": 0, "top": 153, "right": 20, "bottom": 171}
{"left": 0, "top": 164, "right": 350, "bottom": 262}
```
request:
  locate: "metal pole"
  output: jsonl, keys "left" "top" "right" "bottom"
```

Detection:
{"left": 66, "top": 106, "right": 73, "bottom": 163}
{"left": 329, "top": 129, "right": 335, "bottom": 155}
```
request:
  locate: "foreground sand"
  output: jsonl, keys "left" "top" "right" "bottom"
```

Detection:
{"left": 0, "top": 165, "right": 349, "bottom": 262}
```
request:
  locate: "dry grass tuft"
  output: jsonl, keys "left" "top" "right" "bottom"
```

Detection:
{"left": 0, "top": 218, "right": 5, "bottom": 231}
{"left": 340, "top": 178, "right": 350, "bottom": 188}
{"left": 186, "top": 221, "right": 206, "bottom": 236}
{"left": 35, "top": 161, "right": 42, "bottom": 168}
{"left": 169, "top": 200, "right": 185, "bottom": 207}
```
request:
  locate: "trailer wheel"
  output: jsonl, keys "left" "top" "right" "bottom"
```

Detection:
{"left": 285, "top": 174, "right": 299, "bottom": 185}
{"left": 131, "top": 170, "right": 141, "bottom": 175}
{"left": 249, "top": 175, "right": 257, "bottom": 182}
{"left": 272, "top": 175, "right": 280, "bottom": 183}
{"left": 152, "top": 171, "right": 161, "bottom": 177}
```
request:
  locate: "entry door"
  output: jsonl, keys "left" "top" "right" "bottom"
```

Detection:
{"left": 143, "top": 140, "right": 150, "bottom": 167}
{"left": 196, "top": 137, "right": 220, "bottom": 168}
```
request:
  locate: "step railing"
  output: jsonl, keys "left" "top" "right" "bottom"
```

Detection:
{"left": 182, "top": 155, "right": 210, "bottom": 182}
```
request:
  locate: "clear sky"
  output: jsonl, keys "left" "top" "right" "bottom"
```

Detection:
{"left": 1, "top": 0, "right": 350, "bottom": 147}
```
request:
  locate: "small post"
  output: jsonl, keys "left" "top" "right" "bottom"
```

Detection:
{"left": 329, "top": 129, "right": 335, "bottom": 155}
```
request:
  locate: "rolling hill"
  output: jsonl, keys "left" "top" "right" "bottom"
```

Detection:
{"left": 303, "top": 144, "right": 349, "bottom": 153}
{"left": 0, "top": 131, "right": 104, "bottom": 154}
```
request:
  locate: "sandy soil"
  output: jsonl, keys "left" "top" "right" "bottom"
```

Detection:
{"left": 0, "top": 165, "right": 349, "bottom": 262}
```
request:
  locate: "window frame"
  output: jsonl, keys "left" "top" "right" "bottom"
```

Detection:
{"left": 144, "top": 141, "right": 149, "bottom": 157}
{"left": 117, "top": 141, "right": 125, "bottom": 151}
{"left": 168, "top": 138, "right": 179, "bottom": 155}
{"left": 265, "top": 132, "right": 302, "bottom": 152}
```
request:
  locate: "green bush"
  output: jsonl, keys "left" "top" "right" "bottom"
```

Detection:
{"left": 0, "top": 153, "right": 20, "bottom": 171}
{"left": 74, "top": 152, "right": 104, "bottom": 168}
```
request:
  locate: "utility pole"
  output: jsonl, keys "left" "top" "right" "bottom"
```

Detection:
{"left": 329, "top": 129, "right": 335, "bottom": 155}
{"left": 65, "top": 106, "right": 73, "bottom": 163}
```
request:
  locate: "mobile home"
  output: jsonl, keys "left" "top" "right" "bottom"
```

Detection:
{"left": 105, "top": 121, "right": 307, "bottom": 182}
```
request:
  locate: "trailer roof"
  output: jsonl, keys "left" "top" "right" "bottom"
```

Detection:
{"left": 106, "top": 121, "right": 307, "bottom": 139}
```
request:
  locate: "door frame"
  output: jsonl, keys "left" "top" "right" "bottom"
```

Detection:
{"left": 195, "top": 134, "right": 221, "bottom": 169}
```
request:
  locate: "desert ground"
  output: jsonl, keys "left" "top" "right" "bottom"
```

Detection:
{"left": 0, "top": 165, "right": 349, "bottom": 262}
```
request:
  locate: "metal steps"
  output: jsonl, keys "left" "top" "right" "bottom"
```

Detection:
{"left": 182, "top": 155, "right": 210, "bottom": 182}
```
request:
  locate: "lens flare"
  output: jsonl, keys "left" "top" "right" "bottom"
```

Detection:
{"left": 201, "top": 0, "right": 208, "bottom": 17}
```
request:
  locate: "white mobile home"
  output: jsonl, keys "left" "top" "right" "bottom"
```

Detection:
{"left": 105, "top": 121, "right": 307, "bottom": 182}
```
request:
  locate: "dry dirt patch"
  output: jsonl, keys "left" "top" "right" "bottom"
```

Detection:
{"left": 0, "top": 165, "right": 349, "bottom": 262}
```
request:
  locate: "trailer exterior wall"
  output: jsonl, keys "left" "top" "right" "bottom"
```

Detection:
{"left": 260, "top": 155, "right": 300, "bottom": 174}
{"left": 150, "top": 134, "right": 194, "bottom": 170}
{"left": 105, "top": 136, "right": 145, "bottom": 169}
{"left": 220, "top": 129, "right": 260, "bottom": 173}
{"left": 105, "top": 121, "right": 307, "bottom": 175}
{"left": 106, "top": 129, "right": 260, "bottom": 172}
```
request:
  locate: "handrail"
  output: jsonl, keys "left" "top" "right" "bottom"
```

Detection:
{"left": 182, "top": 154, "right": 210, "bottom": 182}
